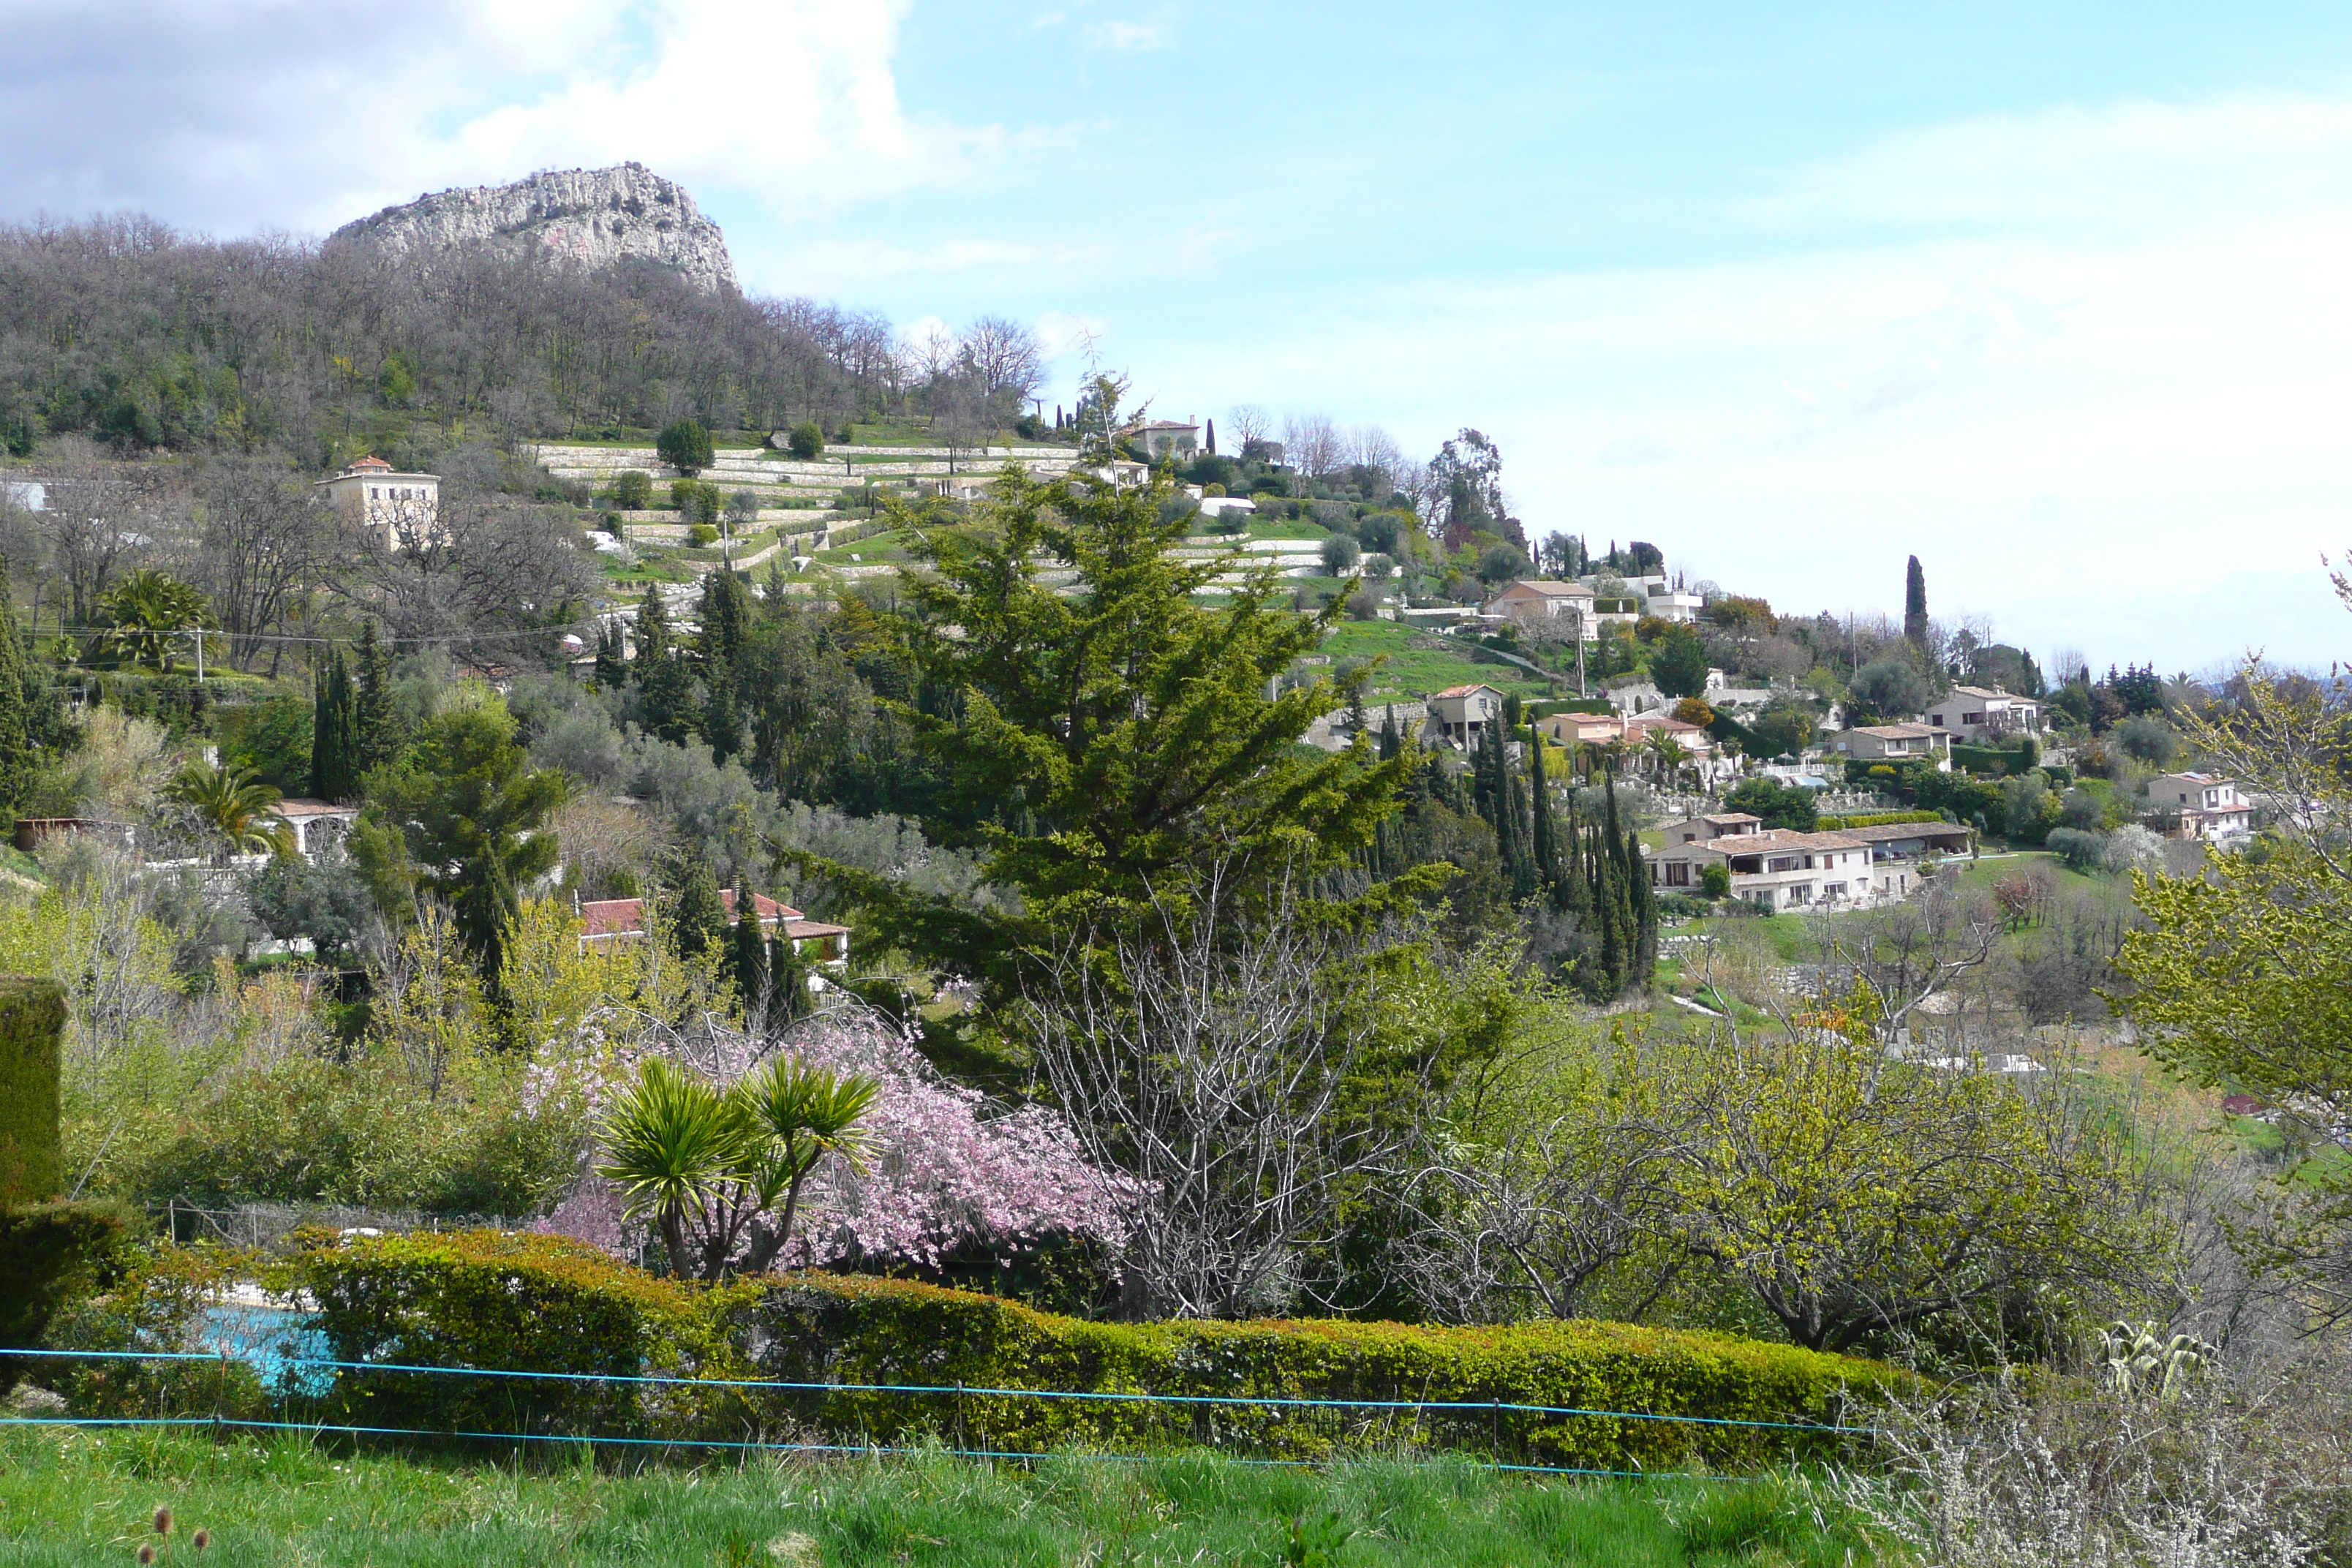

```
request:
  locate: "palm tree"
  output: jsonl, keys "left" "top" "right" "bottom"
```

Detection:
{"left": 598, "top": 1053, "right": 878, "bottom": 1281}
{"left": 164, "top": 758, "right": 295, "bottom": 859}
{"left": 90, "top": 569, "right": 212, "bottom": 671}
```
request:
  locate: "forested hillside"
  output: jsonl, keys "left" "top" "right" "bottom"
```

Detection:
{"left": 0, "top": 216, "right": 991, "bottom": 462}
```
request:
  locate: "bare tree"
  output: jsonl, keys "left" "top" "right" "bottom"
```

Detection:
{"left": 190, "top": 460, "right": 328, "bottom": 672}
{"left": 1025, "top": 864, "right": 1421, "bottom": 1319}
{"left": 956, "top": 315, "right": 1044, "bottom": 407}
{"left": 1281, "top": 413, "right": 1344, "bottom": 480}
{"left": 1224, "top": 404, "right": 1272, "bottom": 451}
{"left": 38, "top": 463, "right": 167, "bottom": 624}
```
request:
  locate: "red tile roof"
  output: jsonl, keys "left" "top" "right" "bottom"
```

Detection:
{"left": 578, "top": 890, "right": 807, "bottom": 940}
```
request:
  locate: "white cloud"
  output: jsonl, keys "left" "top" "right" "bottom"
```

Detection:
{"left": 1034, "top": 310, "right": 1111, "bottom": 361}
{"left": 1131, "top": 93, "right": 2352, "bottom": 670}
{"left": 1082, "top": 18, "right": 1171, "bottom": 52}
{"left": 0, "top": 0, "right": 1041, "bottom": 235}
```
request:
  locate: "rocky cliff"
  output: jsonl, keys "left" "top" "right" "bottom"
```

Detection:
{"left": 330, "top": 163, "right": 738, "bottom": 295}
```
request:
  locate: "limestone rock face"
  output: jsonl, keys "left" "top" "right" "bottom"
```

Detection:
{"left": 330, "top": 163, "right": 738, "bottom": 295}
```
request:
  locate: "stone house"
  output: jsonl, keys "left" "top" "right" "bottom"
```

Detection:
{"left": 2149, "top": 772, "right": 2253, "bottom": 840}
{"left": 1830, "top": 723, "right": 1953, "bottom": 771}
{"left": 1923, "top": 685, "right": 2041, "bottom": 742}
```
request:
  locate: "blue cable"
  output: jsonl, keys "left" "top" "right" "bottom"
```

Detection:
{"left": 4, "top": 1346, "right": 1872, "bottom": 1436}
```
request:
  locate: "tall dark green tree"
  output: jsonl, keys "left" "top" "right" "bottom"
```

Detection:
{"left": 353, "top": 622, "right": 397, "bottom": 776}
{"left": 728, "top": 883, "right": 769, "bottom": 1006}
{"left": 696, "top": 571, "right": 752, "bottom": 762}
{"left": 806, "top": 442, "right": 1414, "bottom": 995}
{"left": 309, "top": 647, "right": 360, "bottom": 802}
{"left": 1649, "top": 626, "right": 1711, "bottom": 699}
{"left": 671, "top": 862, "right": 728, "bottom": 964}
{"left": 1904, "top": 556, "right": 1930, "bottom": 647}
{"left": 634, "top": 584, "right": 697, "bottom": 746}
{"left": 593, "top": 621, "right": 627, "bottom": 689}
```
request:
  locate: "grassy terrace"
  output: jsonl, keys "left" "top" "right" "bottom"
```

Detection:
{"left": 1319, "top": 619, "right": 1557, "bottom": 702}
{"left": 0, "top": 1427, "right": 1878, "bottom": 1567}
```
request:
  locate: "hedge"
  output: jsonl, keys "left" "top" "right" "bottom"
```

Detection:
{"left": 294, "top": 1233, "right": 1903, "bottom": 1470}
{"left": 1816, "top": 811, "right": 1945, "bottom": 831}
{"left": 0, "top": 976, "right": 66, "bottom": 1205}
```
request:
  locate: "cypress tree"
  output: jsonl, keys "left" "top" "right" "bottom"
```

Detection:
{"left": 672, "top": 862, "right": 727, "bottom": 963}
{"left": 353, "top": 622, "right": 396, "bottom": 776}
{"left": 698, "top": 569, "right": 750, "bottom": 674}
{"left": 1379, "top": 705, "right": 1401, "bottom": 761}
{"left": 1904, "top": 556, "right": 1929, "bottom": 646}
{"left": 729, "top": 884, "right": 769, "bottom": 1011}
{"left": 0, "top": 557, "right": 30, "bottom": 813}
{"left": 309, "top": 647, "right": 358, "bottom": 801}
{"left": 1529, "top": 728, "right": 1558, "bottom": 888}
{"left": 768, "top": 932, "right": 810, "bottom": 1021}
{"left": 636, "top": 584, "right": 697, "bottom": 745}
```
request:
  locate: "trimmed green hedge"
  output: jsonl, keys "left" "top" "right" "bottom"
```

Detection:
{"left": 0, "top": 977, "right": 65, "bottom": 1204}
{"left": 1817, "top": 811, "right": 1945, "bottom": 831}
{"left": 296, "top": 1233, "right": 1901, "bottom": 1469}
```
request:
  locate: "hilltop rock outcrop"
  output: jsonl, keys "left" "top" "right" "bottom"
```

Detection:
{"left": 330, "top": 163, "right": 738, "bottom": 295}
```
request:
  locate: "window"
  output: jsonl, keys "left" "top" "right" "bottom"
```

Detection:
{"left": 370, "top": 487, "right": 380, "bottom": 500}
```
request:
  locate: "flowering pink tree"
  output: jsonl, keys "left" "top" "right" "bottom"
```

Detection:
{"left": 536, "top": 1005, "right": 1136, "bottom": 1273}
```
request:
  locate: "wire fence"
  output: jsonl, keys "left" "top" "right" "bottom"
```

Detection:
{"left": 0, "top": 1344, "right": 1882, "bottom": 1482}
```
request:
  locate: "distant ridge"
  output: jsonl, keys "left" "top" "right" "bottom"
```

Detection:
{"left": 329, "top": 162, "right": 738, "bottom": 295}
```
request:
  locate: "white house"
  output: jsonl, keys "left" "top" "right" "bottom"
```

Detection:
{"left": 1923, "top": 685, "right": 2041, "bottom": 742}
{"left": 1647, "top": 816, "right": 1879, "bottom": 911}
{"left": 314, "top": 456, "right": 441, "bottom": 547}
{"left": 1423, "top": 684, "right": 1508, "bottom": 747}
{"left": 2151, "top": 772, "right": 2254, "bottom": 841}
{"left": 273, "top": 799, "right": 360, "bottom": 860}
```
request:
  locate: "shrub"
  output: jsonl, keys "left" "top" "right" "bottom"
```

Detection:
{"left": 1319, "top": 533, "right": 1360, "bottom": 575}
{"left": 296, "top": 1235, "right": 1901, "bottom": 1468}
{"left": 304, "top": 1232, "right": 755, "bottom": 1438}
{"left": 2046, "top": 826, "right": 2106, "bottom": 872}
{"left": 611, "top": 470, "right": 653, "bottom": 510}
{"left": 0, "top": 977, "right": 67, "bottom": 1202}
{"left": 688, "top": 523, "right": 720, "bottom": 547}
{"left": 1, "top": 1199, "right": 127, "bottom": 1395}
{"left": 1700, "top": 862, "right": 1732, "bottom": 899}
{"left": 656, "top": 418, "right": 714, "bottom": 476}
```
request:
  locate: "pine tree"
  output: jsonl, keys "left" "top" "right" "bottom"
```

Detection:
{"left": 672, "top": 862, "right": 727, "bottom": 963}
{"left": 353, "top": 622, "right": 396, "bottom": 776}
{"left": 309, "top": 647, "right": 359, "bottom": 801}
{"left": 0, "top": 557, "right": 30, "bottom": 812}
{"left": 728, "top": 883, "right": 769, "bottom": 1011}
{"left": 1904, "top": 556, "right": 1929, "bottom": 646}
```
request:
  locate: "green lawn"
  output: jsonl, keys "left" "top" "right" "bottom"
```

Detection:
{"left": 1319, "top": 620, "right": 1557, "bottom": 701}
{"left": 0, "top": 1426, "right": 1881, "bottom": 1567}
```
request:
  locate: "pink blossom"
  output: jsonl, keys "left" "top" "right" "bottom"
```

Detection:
{"left": 536, "top": 1005, "right": 1139, "bottom": 1273}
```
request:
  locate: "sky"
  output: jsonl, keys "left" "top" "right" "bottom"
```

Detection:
{"left": 4, "top": 1, "right": 2351, "bottom": 674}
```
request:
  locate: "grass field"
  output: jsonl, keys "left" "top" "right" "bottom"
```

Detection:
{"left": 1319, "top": 621, "right": 1556, "bottom": 702}
{"left": 0, "top": 1427, "right": 1880, "bottom": 1567}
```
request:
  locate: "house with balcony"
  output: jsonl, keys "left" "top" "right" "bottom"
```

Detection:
{"left": 1422, "top": 684, "right": 1508, "bottom": 747}
{"left": 313, "top": 456, "right": 441, "bottom": 547}
{"left": 1923, "top": 685, "right": 2041, "bottom": 742}
{"left": 2150, "top": 772, "right": 2254, "bottom": 841}
{"left": 1648, "top": 817, "right": 1877, "bottom": 911}
{"left": 1830, "top": 723, "right": 1953, "bottom": 771}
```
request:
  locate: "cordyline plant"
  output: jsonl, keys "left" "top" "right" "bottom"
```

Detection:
{"left": 597, "top": 1052, "right": 878, "bottom": 1281}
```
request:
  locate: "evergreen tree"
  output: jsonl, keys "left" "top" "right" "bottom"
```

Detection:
{"left": 0, "top": 557, "right": 29, "bottom": 812}
{"left": 815, "top": 418, "right": 1414, "bottom": 995}
{"left": 768, "top": 932, "right": 811, "bottom": 1021}
{"left": 1904, "top": 556, "right": 1930, "bottom": 646}
{"left": 309, "top": 647, "right": 359, "bottom": 801}
{"left": 593, "top": 621, "right": 627, "bottom": 689}
{"left": 1379, "top": 705, "right": 1401, "bottom": 761}
{"left": 1529, "top": 729, "right": 1558, "bottom": 888}
{"left": 353, "top": 622, "right": 397, "bottom": 776}
{"left": 728, "top": 883, "right": 769, "bottom": 1011}
{"left": 698, "top": 569, "right": 751, "bottom": 674}
{"left": 672, "top": 862, "right": 728, "bottom": 963}
{"left": 635, "top": 584, "right": 697, "bottom": 745}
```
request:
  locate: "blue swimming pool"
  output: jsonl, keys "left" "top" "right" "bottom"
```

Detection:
{"left": 194, "top": 1303, "right": 336, "bottom": 1396}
